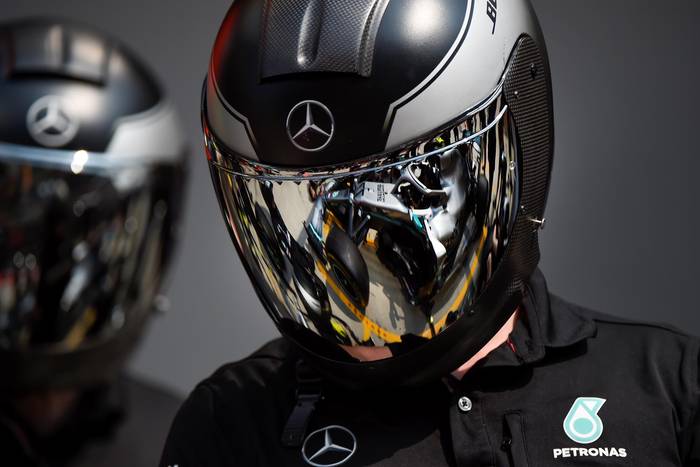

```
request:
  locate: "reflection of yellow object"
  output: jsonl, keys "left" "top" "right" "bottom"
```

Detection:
{"left": 318, "top": 262, "right": 403, "bottom": 343}
{"left": 318, "top": 225, "right": 489, "bottom": 344}
{"left": 365, "top": 229, "right": 379, "bottom": 251}
{"left": 62, "top": 308, "right": 98, "bottom": 350}
{"left": 322, "top": 210, "right": 343, "bottom": 239}
{"left": 422, "top": 225, "right": 488, "bottom": 337}
{"left": 330, "top": 319, "right": 348, "bottom": 338}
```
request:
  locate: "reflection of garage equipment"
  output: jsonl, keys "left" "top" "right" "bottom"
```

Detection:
{"left": 255, "top": 183, "right": 358, "bottom": 345}
{"left": 305, "top": 148, "right": 485, "bottom": 311}
{"left": 306, "top": 222, "right": 369, "bottom": 310}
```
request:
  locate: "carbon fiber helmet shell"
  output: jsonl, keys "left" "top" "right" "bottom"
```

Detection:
{"left": 0, "top": 18, "right": 187, "bottom": 392}
{"left": 204, "top": 0, "right": 553, "bottom": 388}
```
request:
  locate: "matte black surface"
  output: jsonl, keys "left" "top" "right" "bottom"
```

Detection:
{"left": 0, "top": 19, "right": 161, "bottom": 151}
{"left": 211, "top": 0, "right": 470, "bottom": 166}
{"left": 10, "top": 23, "right": 107, "bottom": 83}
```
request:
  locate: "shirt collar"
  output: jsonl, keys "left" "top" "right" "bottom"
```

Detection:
{"left": 477, "top": 268, "right": 597, "bottom": 369}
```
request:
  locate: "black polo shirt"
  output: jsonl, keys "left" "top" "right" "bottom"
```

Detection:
{"left": 160, "top": 270, "right": 700, "bottom": 466}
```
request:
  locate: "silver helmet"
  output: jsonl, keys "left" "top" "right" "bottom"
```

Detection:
{"left": 0, "top": 19, "right": 187, "bottom": 391}
{"left": 204, "top": 0, "right": 553, "bottom": 386}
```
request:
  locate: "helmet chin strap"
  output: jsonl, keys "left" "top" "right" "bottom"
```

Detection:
{"left": 281, "top": 360, "right": 323, "bottom": 448}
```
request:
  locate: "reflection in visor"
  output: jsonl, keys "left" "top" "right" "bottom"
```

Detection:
{"left": 0, "top": 151, "right": 181, "bottom": 352}
{"left": 209, "top": 93, "right": 519, "bottom": 350}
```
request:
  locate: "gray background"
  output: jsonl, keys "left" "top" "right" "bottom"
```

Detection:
{"left": 2, "top": 0, "right": 698, "bottom": 396}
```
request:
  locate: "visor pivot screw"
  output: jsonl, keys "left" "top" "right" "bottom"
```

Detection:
{"left": 153, "top": 294, "right": 171, "bottom": 315}
{"left": 458, "top": 396, "right": 473, "bottom": 413}
{"left": 530, "top": 63, "right": 538, "bottom": 79}
{"left": 513, "top": 90, "right": 520, "bottom": 99}
{"left": 529, "top": 217, "right": 546, "bottom": 231}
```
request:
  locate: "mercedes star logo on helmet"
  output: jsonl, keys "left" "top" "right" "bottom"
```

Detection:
{"left": 302, "top": 425, "right": 357, "bottom": 467}
{"left": 26, "top": 95, "right": 80, "bottom": 148}
{"left": 286, "top": 100, "right": 335, "bottom": 152}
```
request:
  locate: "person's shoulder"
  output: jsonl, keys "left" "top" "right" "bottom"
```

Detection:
{"left": 550, "top": 292, "right": 700, "bottom": 397}
{"left": 159, "top": 338, "right": 300, "bottom": 466}
{"left": 173, "top": 336, "right": 301, "bottom": 428}
{"left": 202, "top": 337, "right": 300, "bottom": 399}
{"left": 551, "top": 292, "right": 699, "bottom": 345}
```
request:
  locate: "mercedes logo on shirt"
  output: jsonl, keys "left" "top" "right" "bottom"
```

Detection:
{"left": 26, "top": 95, "right": 80, "bottom": 148}
{"left": 302, "top": 425, "right": 357, "bottom": 467}
{"left": 286, "top": 100, "right": 335, "bottom": 152}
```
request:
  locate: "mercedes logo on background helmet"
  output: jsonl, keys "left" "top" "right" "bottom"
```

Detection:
{"left": 26, "top": 95, "right": 80, "bottom": 148}
{"left": 286, "top": 100, "right": 335, "bottom": 152}
{"left": 302, "top": 425, "right": 357, "bottom": 467}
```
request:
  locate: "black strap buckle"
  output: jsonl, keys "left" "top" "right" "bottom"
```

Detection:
{"left": 281, "top": 360, "right": 323, "bottom": 448}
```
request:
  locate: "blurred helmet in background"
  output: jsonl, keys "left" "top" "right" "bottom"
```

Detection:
{"left": 204, "top": 0, "right": 553, "bottom": 387}
{"left": 0, "top": 18, "right": 187, "bottom": 392}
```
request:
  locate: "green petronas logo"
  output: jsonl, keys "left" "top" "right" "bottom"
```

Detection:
{"left": 563, "top": 397, "right": 606, "bottom": 444}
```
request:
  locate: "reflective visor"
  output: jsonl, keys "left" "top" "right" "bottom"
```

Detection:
{"left": 0, "top": 144, "right": 182, "bottom": 352}
{"left": 207, "top": 90, "right": 520, "bottom": 356}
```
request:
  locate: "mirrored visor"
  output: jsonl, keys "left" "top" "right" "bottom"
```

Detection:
{"left": 0, "top": 144, "right": 182, "bottom": 353}
{"left": 208, "top": 91, "right": 521, "bottom": 357}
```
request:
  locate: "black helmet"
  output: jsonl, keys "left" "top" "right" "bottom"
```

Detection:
{"left": 0, "top": 18, "right": 187, "bottom": 392}
{"left": 203, "top": 0, "right": 553, "bottom": 387}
